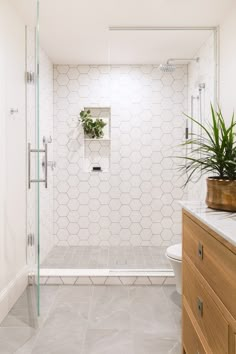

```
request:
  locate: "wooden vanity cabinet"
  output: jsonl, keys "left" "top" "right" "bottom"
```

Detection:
{"left": 182, "top": 210, "right": 236, "bottom": 354}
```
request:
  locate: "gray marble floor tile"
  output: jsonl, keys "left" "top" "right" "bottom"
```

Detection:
{"left": 0, "top": 327, "right": 36, "bottom": 354}
{"left": 82, "top": 329, "right": 134, "bottom": 354}
{"left": 89, "top": 286, "right": 130, "bottom": 330}
{"left": 133, "top": 333, "right": 181, "bottom": 354}
{"left": 162, "top": 286, "right": 182, "bottom": 338}
{"left": 129, "top": 286, "right": 179, "bottom": 337}
{"left": 30, "top": 302, "right": 89, "bottom": 354}
{"left": 54, "top": 285, "right": 94, "bottom": 304}
{"left": 1, "top": 285, "right": 181, "bottom": 353}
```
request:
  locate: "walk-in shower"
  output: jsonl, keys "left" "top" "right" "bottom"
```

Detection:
{"left": 159, "top": 57, "right": 200, "bottom": 72}
{"left": 37, "top": 27, "right": 218, "bottom": 287}
{"left": 0, "top": 0, "right": 219, "bottom": 323}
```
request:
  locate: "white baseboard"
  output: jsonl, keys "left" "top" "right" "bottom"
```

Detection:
{"left": 0, "top": 266, "right": 28, "bottom": 324}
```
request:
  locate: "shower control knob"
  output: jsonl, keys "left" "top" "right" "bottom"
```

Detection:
{"left": 10, "top": 108, "right": 19, "bottom": 115}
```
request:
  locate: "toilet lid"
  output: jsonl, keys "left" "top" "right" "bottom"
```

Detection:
{"left": 166, "top": 243, "right": 182, "bottom": 261}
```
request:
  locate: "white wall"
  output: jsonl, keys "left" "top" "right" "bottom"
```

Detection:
{"left": 220, "top": 4, "right": 236, "bottom": 120}
{"left": 0, "top": 0, "right": 28, "bottom": 322}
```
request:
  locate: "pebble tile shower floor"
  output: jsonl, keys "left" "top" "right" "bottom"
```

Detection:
{"left": 0, "top": 285, "right": 181, "bottom": 354}
{"left": 41, "top": 246, "right": 171, "bottom": 269}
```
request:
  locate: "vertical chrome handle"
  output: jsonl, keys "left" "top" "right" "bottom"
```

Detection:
{"left": 197, "top": 297, "right": 203, "bottom": 317}
{"left": 28, "top": 143, "right": 48, "bottom": 189}
{"left": 44, "top": 143, "right": 48, "bottom": 188}
{"left": 198, "top": 242, "right": 203, "bottom": 260}
{"left": 28, "top": 143, "right": 31, "bottom": 189}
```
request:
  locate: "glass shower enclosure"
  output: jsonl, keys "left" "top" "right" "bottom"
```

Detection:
{"left": 26, "top": 0, "right": 41, "bottom": 315}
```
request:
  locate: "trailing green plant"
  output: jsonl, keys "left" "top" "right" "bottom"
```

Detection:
{"left": 179, "top": 104, "right": 236, "bottom": 186}
{"left": 79, "top": 109, "right": 106, "bottom": 139}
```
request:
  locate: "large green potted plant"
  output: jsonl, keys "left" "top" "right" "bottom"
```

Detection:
{"left": 180, "top": 104, "right": 236, "bottom": 211}
{"left": 79, "top": 109, "right": 106, "bottom": 139}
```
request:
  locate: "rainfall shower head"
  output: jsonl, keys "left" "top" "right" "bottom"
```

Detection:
{"left": 159, "top": 57, "right": 199, "bottom": 72}
{"left": 159, "top": 63, "right": 176, "bottom": 73}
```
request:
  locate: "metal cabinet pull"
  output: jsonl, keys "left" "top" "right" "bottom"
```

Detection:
{"left": 28, "top": 142, "right": 48, "bottom": 189}
{"left": 44, "top": 143, "right": 48, "bottom": 188}
{"left": 198, "top": 242, "right": 203, "bottom": 260}
{"left": 197, "top": 297, "right": 203, "bottom": 317}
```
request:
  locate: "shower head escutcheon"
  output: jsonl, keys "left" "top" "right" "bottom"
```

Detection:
{"left": 159, "top": 57, "right": 200, "bottom": 72}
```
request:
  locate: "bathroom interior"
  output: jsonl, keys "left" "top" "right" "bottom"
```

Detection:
{"left": 0, "top": 0, "right": 236, "bottom": 353}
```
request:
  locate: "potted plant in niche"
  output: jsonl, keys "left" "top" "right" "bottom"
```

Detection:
{"left": 79, "top": 109, "right": 106, "bottom": 139}
{"left": 180, "top": 104, "right": 236, "bottom": 211}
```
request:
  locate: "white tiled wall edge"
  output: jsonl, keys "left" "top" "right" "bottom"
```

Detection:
{"left": 40, "top": 275, "right": 175, "bottom": 286}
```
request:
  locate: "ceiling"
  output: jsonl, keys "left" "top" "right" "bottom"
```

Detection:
{"left": 11, "top": 0, "right": 234, "bottom": 64}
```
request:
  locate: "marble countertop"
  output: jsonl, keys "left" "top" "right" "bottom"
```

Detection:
{"left": 180, "top": 201, "right": 236, "bottom": 248}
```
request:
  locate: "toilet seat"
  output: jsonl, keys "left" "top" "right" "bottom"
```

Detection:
{"left": 166, "top": 243, "right": 182, "bottom": 261}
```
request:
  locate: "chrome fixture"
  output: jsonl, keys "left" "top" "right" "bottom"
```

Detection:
{"left": 28, "top": 143, "right": 48, "bottom": 189}
{"left": 43, "top": 135, "right": 52, "bottom": 145}
{"left": 42, "top": 158, "right": 56, "bottom": 171}
{"left": 198, "top": 83, "right": 206, "bottom": 91}
{"left": 27, "top": 233, "right": 35, "bottom": 247}
{"left": 10, "top": 108, "right": 19, "bottom": 115}
{"left": 159, "top": 57, "right": 200, "bottom": 73}
{"left": 109, "top": 26, "right": 217, "bottom": 31}
{"left": 26, "top": 71, "right": 35, "bottom": 84}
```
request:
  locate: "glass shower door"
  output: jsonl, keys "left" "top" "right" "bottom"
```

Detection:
{"left": 26, "top": 0, "right": 41, "bottom": 316}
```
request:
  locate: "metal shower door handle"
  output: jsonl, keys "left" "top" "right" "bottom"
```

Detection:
{"left": 28, "top": 142, "right": 48, "bottom": 189}
{"left": 44, "top": 143, "right": 48, "bottom": 188}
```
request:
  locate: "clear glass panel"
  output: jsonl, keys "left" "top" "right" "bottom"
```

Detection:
{"left": 25, "top": 1, "right": 40, "bottom": 316}
{"left": 0, "top": 0, "right": 40, "bottom": 350}
{"left": 24, "top": 0, "right": 40, "bottom": 317}
{"left": 36, "top": 0, "right": 40, "bottom": 316}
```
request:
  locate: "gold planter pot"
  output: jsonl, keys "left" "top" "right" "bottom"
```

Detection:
{"left": 206, "top": 177, "right": 236, "bottom": 212}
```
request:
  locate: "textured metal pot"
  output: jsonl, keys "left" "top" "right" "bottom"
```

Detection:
{"left": 206, "top": 178, "right": 236, "bottom": 212}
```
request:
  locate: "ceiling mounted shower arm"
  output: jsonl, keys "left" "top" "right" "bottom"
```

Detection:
{"left": 167, "top": 57, "right": 200, "bottom": 65}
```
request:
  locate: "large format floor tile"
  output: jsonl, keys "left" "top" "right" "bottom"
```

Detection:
{"left": 82, "top": 329, "right": 134, "bottom": 354}
{"left": 0, "top": 285, "right": 181, "bottom": 354}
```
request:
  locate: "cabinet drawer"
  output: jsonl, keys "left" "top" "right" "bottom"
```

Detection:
{"left": 183, "top": 213, "right": 236, "bottom": 318}
{"left": 183, "top": 305, "right": 207, "bottom": 354}
{"left": 183, "top": 259, "right": 229, "bottom": 354}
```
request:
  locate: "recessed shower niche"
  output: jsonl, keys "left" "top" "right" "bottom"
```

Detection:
{"left": 83, "top": 107, "right": 111, "bottom": 172}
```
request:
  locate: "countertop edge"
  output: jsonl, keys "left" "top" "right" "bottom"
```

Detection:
{"left": 179, "top": 201, "right": 236, "bottom": 250}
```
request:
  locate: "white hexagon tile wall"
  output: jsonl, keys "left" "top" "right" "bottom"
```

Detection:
{"left": 26, "top": 28, "right": 54, "bottom": 263}
{"left": 53, "top": 65, "right": 188, "bottom": 247}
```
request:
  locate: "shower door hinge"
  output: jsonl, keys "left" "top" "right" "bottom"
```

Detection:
{"left": 26, "top": 71, "right": 35, "bottom": 84}
{"left": 28, "top": 274, "right": 35, "bottom": 286}
{"left": 27, "top": 233, "right": 35, "bottom": 247}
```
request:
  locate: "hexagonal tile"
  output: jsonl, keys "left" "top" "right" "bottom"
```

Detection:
{"left": 57, "top": 74, "right": 69, "bottom": 86}
{"left": 68, "top": 199, "right": 79, "bottom": 211}
{"left": 57, "top": 86, "right": 69, "bottom": 98}
{"left": 67, "top": 67, "right": 79, "bottom": 80}
{"left": 57, "top": 181, "right": 69, "bottom": 193}
{"left": 57, "top": 205, "right": 69, "bottom": 217}
{"left": 57, "top": 193, "right": 69, "bottom": 205}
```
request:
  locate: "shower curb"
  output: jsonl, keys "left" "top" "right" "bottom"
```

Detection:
{"left": 39, "top": 269, "right": 175, "bottom": 286}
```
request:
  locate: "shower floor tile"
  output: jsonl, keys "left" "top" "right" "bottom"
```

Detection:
{"left": 41, "top": 246, "right": 171, "bottom": 269}
{"left": 1, "top": 285, "right": 181, "bottom": 354}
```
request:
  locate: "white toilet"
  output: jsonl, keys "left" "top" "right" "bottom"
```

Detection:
{"left": 166, "top": 243, "right": 182, "bottom": 294}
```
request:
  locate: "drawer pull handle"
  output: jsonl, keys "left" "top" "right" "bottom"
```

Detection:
{"left": 197, "top": 297, "right": 203, "bottom": 317}
{"left": 198, "top": 242, "right": 203, "bottom": 259}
